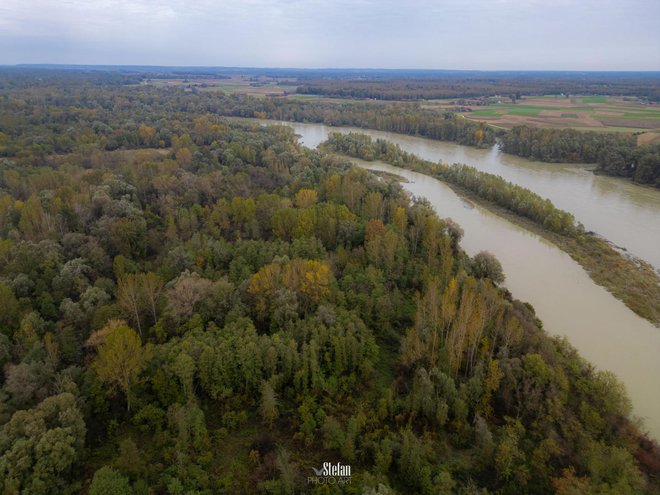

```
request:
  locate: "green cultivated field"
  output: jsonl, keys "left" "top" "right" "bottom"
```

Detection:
{"left": 582, "top": 96, "right": 608, "bottom": 103}
{"left": 461, "top": 95, "right": 660, "bottom": 143}
{"left": 471, "top": 104, "right": 576, "bottom": 117}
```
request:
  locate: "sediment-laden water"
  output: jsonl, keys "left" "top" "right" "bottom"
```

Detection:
{"left": 261, "top": 120, "right": 660, "bottom": 439}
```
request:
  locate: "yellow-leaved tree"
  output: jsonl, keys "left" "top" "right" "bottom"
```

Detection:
{"left": 283, "top": 259, "right": 331, "bottom": 310}
{"left": 92, "top": 324, "right": 146, "bottom": 411}
{"left": 294, "top": 188, "right": 317, "bottom": 208}
{"left": 247, "top": 263, "right": 282, "bottom": 318}
{"left": 248, "top": 259, "right": 332, "bottom": 317}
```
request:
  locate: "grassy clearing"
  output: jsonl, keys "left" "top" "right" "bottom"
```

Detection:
{"left": 474, "top": 104, "right": 579, "bottom": 116}
{"left": 582, "top": 96, "right": 608, "bottom": 103}
{"left": 638, "top": 131, "right": 660, "bottom": 145}
{"left": 504, "top": 106, "right": 544, "bottom": 116}
{"left": 470, "top": 109, "right": 501, "bottom": 117}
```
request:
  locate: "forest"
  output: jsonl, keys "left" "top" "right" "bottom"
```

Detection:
{"left": 323, "top": 132, "right": 660, "bottom": 327}
{"left": 0, "top": 71, "right": 659, "bottom": 494}
{"left": 4, "top": 67, "right": 657, "bottom": 187}
{"left": 0, "top": 73, "right": 495, "bottom": 155}
{"left": 295, "top": 74, "right": 660, "bottom": 101}
{"left": 12, "top": 67, "right": 660, "bottom": 101}
{"left": 219, "top": 97, "right": 497, "bottom": 149}
{"left": 211, "top": 94, "right": 660, "bottom": 188}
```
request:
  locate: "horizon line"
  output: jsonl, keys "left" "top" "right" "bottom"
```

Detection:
{"left": 2, "top": 64, "right": 660, "bottom": 74}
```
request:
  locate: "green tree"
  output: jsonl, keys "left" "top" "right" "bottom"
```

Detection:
{"left": 89, "top": 466, "right": 132, "bottom": 495}
{"left": 259, "top": 380, "right": 279, "bottom": 427}
{"left": 494, "top": 419, "right": 527, "bottom": 483}
{"left": 472, "top": 251, "right": 505, "bottom": 285}
{"left": 0, "top": 282, "right": 19, "bottom": 333}
{"left": 93, "top": 324, "right": 146, "bottom": 411}
{"left": 173, "top": 351, "right": 195, "bottom": 401}
{"left": 0, "top": 393, "right": 86, "bottom": 494}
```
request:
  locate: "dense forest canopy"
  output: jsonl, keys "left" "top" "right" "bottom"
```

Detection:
{"left": 2, "top": 67, "right": 658, "bottom": 186}
{"left": 0, "top": 77, "right": 496, "bottom": 153}
{"left": 0, "top": 70, "right": 659, "bottom": 494}
{"left": 294, "top": 74, "right": 660, "bottom": 101}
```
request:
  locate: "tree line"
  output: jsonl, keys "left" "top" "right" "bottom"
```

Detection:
{"left": 501, "top": 126, "right": 660, "bottom": 187}
{"left": 325, "top": 132, "right": 581, "bottom": 236}
{"left": 295, "top": 74, "right": 660, "bottom": 101}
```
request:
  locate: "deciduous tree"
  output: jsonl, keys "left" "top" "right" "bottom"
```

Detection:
{"left": 93, "top": 324, "right": 146, "bottom": 411}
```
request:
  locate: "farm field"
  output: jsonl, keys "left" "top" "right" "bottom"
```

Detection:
{"left": 457, "top": 95, "right": 660, "bottom": 144}
{"left": 287, "top": 92, "right": 660, "bottom": 144}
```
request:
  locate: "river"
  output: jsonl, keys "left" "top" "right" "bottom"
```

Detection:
{"left": 259, "top": 120, "right": 660, "bottom": 439}
{"left": 279, "top": 121, "right": 660, "bottom": 271}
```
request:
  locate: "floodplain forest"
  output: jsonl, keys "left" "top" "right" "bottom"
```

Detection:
{"left": 0, "top": 71, "right": 658, "bottom": 494}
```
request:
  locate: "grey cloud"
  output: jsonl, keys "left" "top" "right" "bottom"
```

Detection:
{"left": 0, "top": 0, "right": 658, "bottom": 69}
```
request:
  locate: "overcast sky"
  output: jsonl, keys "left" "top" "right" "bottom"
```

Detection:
{"left": 1, "top": 0, "right": 658, "bottom": 70}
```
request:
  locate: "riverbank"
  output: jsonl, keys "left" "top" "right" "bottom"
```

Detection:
{"left": 323, "top": 133, "right": 660, "bottom": 327}
{"left": 249, "top": 118, "right": 660, "bottom": 269}
{"left": 350, "top": 157, "right": 660, "bottom": 439}
{"left": 225, "top": 101, "right": 658, "bottom": 189}
{"left": 440, "top": 181, "right": 660, "bottom": 327}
